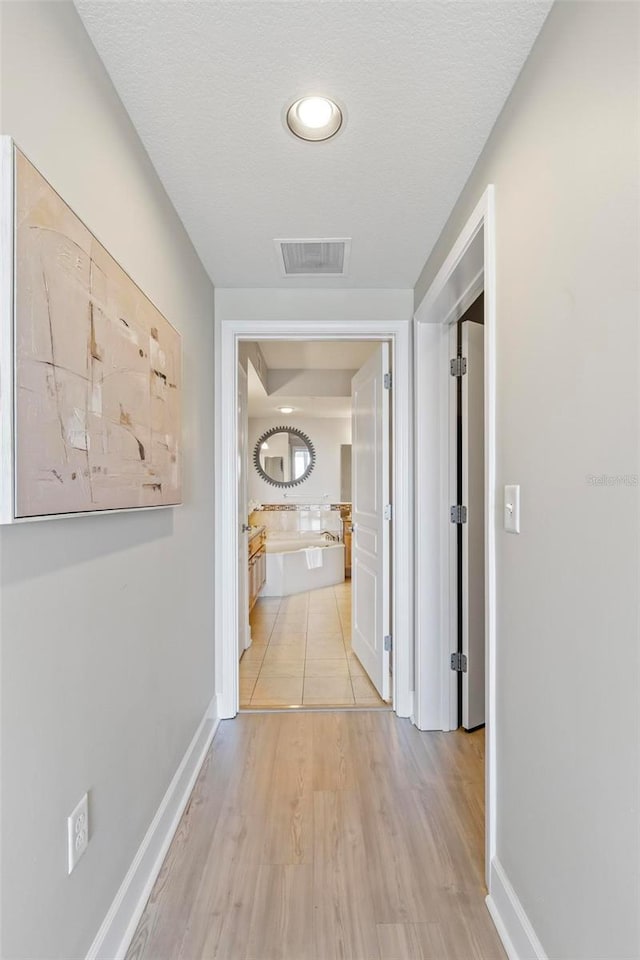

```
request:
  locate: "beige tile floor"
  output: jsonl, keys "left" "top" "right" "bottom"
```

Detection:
{"left": 240, "top": 581, "right": 390, "bottom": 709}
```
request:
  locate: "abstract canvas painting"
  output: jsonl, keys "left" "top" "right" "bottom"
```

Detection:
{"left": 9, "top": 146, "right": 182, "bottom": 518}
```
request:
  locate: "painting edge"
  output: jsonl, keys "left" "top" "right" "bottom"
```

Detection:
{"left": 0, "top": 136, "right": 16, "bottom": 523}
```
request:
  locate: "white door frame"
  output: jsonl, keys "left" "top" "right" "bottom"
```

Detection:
{"left": 237, "top": 360, "right": 250, "bottom": 658}
{"left": 214, "top": 318, "right": 413, "bottom": 721}
{"left": 414, "top": 186, "right": 496, "bottom": 886}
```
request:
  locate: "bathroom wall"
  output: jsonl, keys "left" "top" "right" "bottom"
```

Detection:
{"left": 248, "top": 416, "right": 351, "bottom": 504}
{"left": 238, "top": 340, "right": 268, "bottom": 391}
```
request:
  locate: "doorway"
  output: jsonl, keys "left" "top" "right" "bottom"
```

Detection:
{"left": 451, "top": 293, "right": 486, "bottom": 730}
{"left": 237, "top": 338, "right": 391, "bottom": 710}
{"left": 414, "top": 185, "right": 496, "bottom": 891}
{"left": 214, "top": 318, "right": 413, "bottom": 723}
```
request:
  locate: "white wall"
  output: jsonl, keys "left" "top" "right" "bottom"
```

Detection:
{"left": 267, "top": 368, "right": 356, "bottom": 398}
{"left": 415, "top": 3, "right": 639, "bottom": 957}
{"left": 215, "top": 287, "right": 414, "bottom": 324}
{"left": 0, "top": 4, "right": 215, "bottom": 958}
{"left": 249, "top": 417, "right": 351, "bottom": 503}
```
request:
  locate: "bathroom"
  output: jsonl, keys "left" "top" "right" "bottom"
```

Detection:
{"left": 238, "top": 339, "right": 390, "bottom": 710}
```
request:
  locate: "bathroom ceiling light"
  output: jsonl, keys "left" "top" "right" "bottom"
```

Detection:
{"left": 278, "top": 406, "right": 295, "bottom": 414}
{"left": 286, "top": 96, "right": 343, "bottom": 142}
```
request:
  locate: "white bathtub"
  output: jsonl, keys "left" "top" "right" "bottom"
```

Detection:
{"left": 261, "top": 536, "right": 345, "bottom": 597}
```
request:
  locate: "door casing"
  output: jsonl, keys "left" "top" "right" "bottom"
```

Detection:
{"left": 214, "top": 318, "right": 413, "bottom": 722}
{"left": 237, "top": 361, "right": 250, "bottom": 658}
{"left": 414, "top": 186, "right": 496, "bottom": 888}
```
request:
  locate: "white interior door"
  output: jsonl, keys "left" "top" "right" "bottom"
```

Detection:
{"left": 461, "top": 320, "right": 485, "bottom": 729}
{"left": 237, "top": 361, "right": 249, "bottom": 658}
{"left": 351, "top": 343, "right": 390, "bottom": 700}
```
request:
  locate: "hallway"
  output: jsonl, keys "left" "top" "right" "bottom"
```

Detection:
{"left": 126, "top": 712, "right": 505, "bottom": 960}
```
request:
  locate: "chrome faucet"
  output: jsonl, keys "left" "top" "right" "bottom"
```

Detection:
{"left": 320, "top": 530, "right": 340, "bottom": 542}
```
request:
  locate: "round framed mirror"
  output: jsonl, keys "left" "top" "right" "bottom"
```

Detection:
{"left": 253, "top": 426, "right": 316, "bottom": 487}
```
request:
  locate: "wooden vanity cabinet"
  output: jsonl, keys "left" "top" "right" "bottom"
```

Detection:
{"left": 248, "top": 526, "right": 266, "bottom": 611}
{"left": 343, "top": 521, "right": 352, "bottom": 578}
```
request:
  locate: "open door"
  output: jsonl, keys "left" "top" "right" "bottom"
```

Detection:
{"left": 237, "top": 361, "right": 249, "bottom": 658}
{"left": 351, "top": 343, "right": 390, "bottom": 701}
{"left": 461, "top": 319, "right": 485, "bottom": 729}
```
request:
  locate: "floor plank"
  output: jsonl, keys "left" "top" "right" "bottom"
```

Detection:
{"left": 246, "top": 864, "right": 314, "bottom": 960}
{"left": 312, "top": 789, "right": 381, "bottom": 959}
{"left": 376, "top": 922, "right": 446, "bottom": 960}
{"left": 125, "top": 712, "right": 506, "bottom": 960}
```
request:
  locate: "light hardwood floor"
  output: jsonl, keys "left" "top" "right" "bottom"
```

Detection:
{"left": 126, "top": 712, "right": 506, "bottom": 960}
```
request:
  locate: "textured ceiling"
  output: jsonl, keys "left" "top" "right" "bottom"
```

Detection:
{"left": 75, "top": 1, "right": 552, "bottom": 288}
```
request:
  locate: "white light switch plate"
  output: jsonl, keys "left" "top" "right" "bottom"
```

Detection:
{"left": 504, "top": 484, "right": 520, "bottom": 534}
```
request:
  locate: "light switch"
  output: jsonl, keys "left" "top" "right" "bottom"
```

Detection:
{"left": 504, "top": 485, "right": 520, "bottom": 534}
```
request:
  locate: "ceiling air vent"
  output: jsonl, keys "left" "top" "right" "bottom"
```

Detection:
{"left": 275, "top": 238, "right": 351, "bottom": 277}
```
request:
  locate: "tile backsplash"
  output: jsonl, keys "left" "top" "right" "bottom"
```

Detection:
{"left": 250, "top": 503, "right": 350, "bottom": 535}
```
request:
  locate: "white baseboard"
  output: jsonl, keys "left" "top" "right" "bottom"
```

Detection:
{"left": 486, "top": 858, "right": 548, "bottom": 960}
{"left": 401, "top": 689, "right": 414, "bottom": 721}
{"left": 86, "top": 698, "right": 219, "bottom": 960}
{"left": 206, "top": 693, "right": 220, "bottom": 720}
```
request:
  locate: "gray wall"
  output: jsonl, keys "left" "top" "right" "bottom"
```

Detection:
{"left": 415, "top": 2, "right": 639, "bottom": 957}
{"left": 0, "top": 3, "right": 215, "bottom": 958}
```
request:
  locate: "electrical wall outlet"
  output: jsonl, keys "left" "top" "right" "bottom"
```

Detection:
{"left": 67, "top": 793, "right": 89, "bottom": 874}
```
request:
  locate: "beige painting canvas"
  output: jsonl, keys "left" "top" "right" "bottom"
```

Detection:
{"left": 14, "top": 149, "right": 182, "bottom": 517}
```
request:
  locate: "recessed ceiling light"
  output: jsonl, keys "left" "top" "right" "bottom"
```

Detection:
{"left": 278, "top": 406, "right": 295, "bottom": 414}
{"left": 286, "top": 96, "right": 343, "bottom": 142}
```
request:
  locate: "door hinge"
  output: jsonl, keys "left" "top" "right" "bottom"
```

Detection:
{"left": 384, "top": 503, "right": 392, "bottom": 520}
{"left": 384, "top": 635, "right": 392, "bottom": 652}
{"left": 450, "top": 652, "right": 467, "bottom": 672}
{"left": 450, "top": 357, "right": 467, "bottom": 377}
{"left": 384, "top": 372, "right": 392, "bottom": 390}
{"left": 450, "top": 504, "right": 467, "bottom": 524}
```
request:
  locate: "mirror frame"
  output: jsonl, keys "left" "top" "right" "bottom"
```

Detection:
{"left": 253, "top": 425, "right": 316, "bottom": 488}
